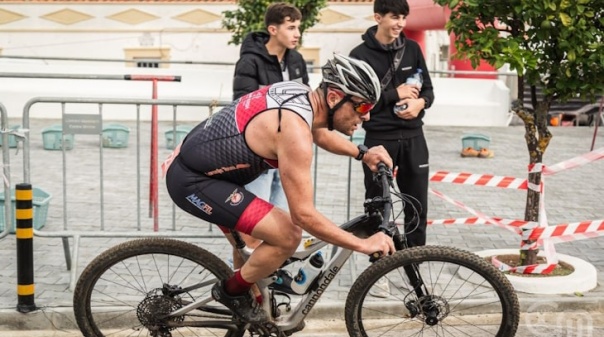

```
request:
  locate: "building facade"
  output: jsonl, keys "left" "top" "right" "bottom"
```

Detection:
{"left": 0, "top": 0, "right": 451, "bottom": 71}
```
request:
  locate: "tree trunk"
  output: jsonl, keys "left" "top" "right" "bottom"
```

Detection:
{"left": 515, "top": 91, "right": 552, "bottom": 266}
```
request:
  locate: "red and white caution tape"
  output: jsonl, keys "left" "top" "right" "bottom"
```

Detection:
{"left": 428, "top": 217, "right": 533, "bottom": 229}
{"left": 542, "top": 147, "right": 604, "bottom": 175}
{"left": 428, "top": 147, "right": 604, "bottom": 274}
{"left": 430, "top": 171, "right": 528, "bottom": 189}
{"left": 528, "top": 220, "right": 604, "bottom": 242}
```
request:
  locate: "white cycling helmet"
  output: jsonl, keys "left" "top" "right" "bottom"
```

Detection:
{"left": 321, "top": 54, "right": 381, "bottom": 104}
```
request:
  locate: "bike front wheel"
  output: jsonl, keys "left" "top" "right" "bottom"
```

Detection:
{"left": 73, "top": 237, "right": 244, "bottom": 337}
{"left": 345, "top": 246, "right": 519, "bottom": 337}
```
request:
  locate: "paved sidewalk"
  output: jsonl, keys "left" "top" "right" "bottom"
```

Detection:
{"left": 0, "top": 120, "right": 603, "bottom": 331}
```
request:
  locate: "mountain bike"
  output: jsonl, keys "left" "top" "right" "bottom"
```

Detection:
{"left": 73, "top": 163, "right": 520, "bottom": 337}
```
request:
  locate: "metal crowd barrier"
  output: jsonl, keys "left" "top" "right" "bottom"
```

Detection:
{"left": 0, "top": 102, "right": 12, "bottom": 240}
{"left": 22, "top": 97, "right": 232, "bottom": 289}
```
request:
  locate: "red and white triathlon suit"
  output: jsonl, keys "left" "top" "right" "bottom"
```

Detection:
{"left": 165, "top": 81, "right": 313, "bottom": 234}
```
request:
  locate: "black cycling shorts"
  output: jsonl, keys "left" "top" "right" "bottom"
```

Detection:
{"left": 166, "top": 157, "right": 273, "bottom": 234}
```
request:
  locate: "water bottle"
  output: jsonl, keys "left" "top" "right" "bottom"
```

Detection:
{"left": 394, "top": 69, "right": 423, "bottom": 114}
{"left": 291, "top": 252, "right": 324, "bottom": 294}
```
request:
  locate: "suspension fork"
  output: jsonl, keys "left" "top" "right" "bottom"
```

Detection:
{"left": 393, "top": 233, "right": 427, "bottom": 298}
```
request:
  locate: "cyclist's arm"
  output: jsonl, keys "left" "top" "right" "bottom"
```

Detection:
{"left": 312, "top": 128, "right": 393, "bottom": 171}
{"left": 312, "top": 128, "right": 358, "bottom": 157}
{"left": 278, "top": 114, "right": 393, "bottom": 255}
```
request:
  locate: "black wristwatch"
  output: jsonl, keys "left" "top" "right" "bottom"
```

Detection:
{"left": 356, "top": 144, "right": 368, "bottom": 161}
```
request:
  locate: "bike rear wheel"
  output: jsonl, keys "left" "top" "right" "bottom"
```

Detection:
{"left": 345, "top": 246, "right": 519, "bottom": 337}
{"left": 73, "top": 237, "right": 244, "bottom": 337}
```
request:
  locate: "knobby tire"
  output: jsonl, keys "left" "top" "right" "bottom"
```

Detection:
{"left": 73, "top": 237, "right": 245, "bottom": 337}
{"left": 345, "top": 246, "right": 519, "bottom": 337}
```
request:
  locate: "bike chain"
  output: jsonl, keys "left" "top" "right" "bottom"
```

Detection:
{"left": 247, "top": 321, "right": 287, "bottom": 337}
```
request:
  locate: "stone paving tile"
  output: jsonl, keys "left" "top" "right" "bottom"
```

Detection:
{"left": 0, "top": 120, "right": 603, "bottom": 313}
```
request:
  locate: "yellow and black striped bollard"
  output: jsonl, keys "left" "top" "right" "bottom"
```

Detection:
{"left": 16, "top": 183, "right": 37, "bottom": 312}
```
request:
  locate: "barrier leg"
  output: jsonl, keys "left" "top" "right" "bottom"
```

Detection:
{"left": 15, "top": 183, "right": 37, "bottom": 313}
{"left": 62, "top": 237, "right": 72, "bottom": 271}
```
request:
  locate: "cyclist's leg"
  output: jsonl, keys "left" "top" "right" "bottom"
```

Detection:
{"left": 166, "top": 159, "right": 300, "bottom": 321}
{"left": 167, "top": 161, "right": 300, "bottom": 281}
{"left": 218, "top": 227, "right": 263, "bottom": 303}
{"left": 240, "top": 171, "right": 271, "bottom": 272}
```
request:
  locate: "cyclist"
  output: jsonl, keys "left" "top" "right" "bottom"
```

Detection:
{"left": 164, "top": 54, "right": 395, "bottom": 324}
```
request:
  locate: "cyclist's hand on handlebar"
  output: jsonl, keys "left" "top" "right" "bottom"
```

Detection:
{"left": 360, "top": 231, "right": 395, "bottom": 258}
{"left": 362, "top": 145, "right": 393, "bottom": 172}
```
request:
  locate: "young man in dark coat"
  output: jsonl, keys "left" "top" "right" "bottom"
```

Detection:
{"left": 350, "top": 0, "right": 435, "bottom": 250}
{"left": 233, "top": 3, "right": 309, "bottom": 101}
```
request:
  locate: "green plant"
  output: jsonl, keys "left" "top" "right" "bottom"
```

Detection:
{"left": 433, "top": 0, "right": 604, "bottom": 265}
{"left": 222, "top": 0, "right": 327, "bottom": 46}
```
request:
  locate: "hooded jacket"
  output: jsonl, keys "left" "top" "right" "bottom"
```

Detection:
{"left": 350, "top": 26, "right": 435, "bottom": 136}
{"left": 233, "top": 31, "right": 309, "bottom": 100}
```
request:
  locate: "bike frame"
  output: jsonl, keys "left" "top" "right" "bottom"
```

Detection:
{"left": 163, "top": 212, "right": 383, "bottom": 331}
{"left": 166, "top": 164, "right": 417, "bottom": 333}
{"left": 254, "top": 213, "right": 382, "bottom": 331}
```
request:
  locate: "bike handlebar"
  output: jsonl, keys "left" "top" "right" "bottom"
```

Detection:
{"left": 369, "top": 162, "right": 393, "bottom": 262}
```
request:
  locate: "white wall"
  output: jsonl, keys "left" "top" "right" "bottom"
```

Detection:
{"left": 424, "top": 78, "right": 511, "bottom": 126}
{"left": 1, "top": 60, "right": 510, "bottom": 126}
{"left": 0, "top": 2, "right": 450, "bottom": 71}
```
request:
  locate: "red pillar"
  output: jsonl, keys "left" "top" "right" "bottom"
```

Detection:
{"left": 449, "top": 33, "right": 497, "bottom": 79}
{"left": 404, "top": 29, "right": 426, "bottom": 55}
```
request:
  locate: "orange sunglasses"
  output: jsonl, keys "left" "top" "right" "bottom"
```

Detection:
{"left": 334, "top": 90, "right": 374, "bottom": 116}
{"left": 350, "top": 99, "right": 374, "bottom": 115}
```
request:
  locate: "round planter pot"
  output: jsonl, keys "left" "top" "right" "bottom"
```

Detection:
{"left": 473, "top": 249, "right": 598, "bottom": 295}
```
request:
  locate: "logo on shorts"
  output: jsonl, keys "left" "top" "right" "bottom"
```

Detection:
{"left": 226, "top": 189, "right": 244, "bottom": 206}
{"left": 186, "top": 194, "right": 213, "bottom": 215}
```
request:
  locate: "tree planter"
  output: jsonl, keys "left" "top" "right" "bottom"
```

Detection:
{"left": 472, "top": 249, "right": 597, "bottom": 295}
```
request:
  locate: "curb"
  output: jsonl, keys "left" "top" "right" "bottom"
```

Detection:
{"left": 1, "top": 296, "right": 603, "bottom": 331}
{"left": 475, "top": 249, "right": 598, "bottom": 294}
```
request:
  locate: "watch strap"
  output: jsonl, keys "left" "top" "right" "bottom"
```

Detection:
{"left": 355, "top": 145, "right": 367, "bottom": 161}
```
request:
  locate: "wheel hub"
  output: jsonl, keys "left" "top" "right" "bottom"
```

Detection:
{"left": 407, "top": 295, "right": 450, "bottom": 326}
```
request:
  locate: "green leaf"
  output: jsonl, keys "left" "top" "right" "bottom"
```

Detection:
{"left": 559, "top": 13, "right": 572, "bottom": 26}
{"left": 449, "top": 0, "right": 460, "bottom": 8}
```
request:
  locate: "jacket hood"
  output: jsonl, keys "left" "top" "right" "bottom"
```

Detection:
{"left": 240, "top": 31, "right": 273, "bottom": 62}
{"left": 361, "top": 25, "right": 406, "bottom": 51}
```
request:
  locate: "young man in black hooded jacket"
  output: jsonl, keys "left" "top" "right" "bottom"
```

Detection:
{"left": 232, "top": 3, "right": 309, "bottom": 100}
{"left": 350, "top": 0, "right": 435, "bottom": 249}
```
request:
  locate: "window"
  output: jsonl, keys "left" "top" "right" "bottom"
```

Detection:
{"left": 298, "top": 47, "right": 320, "bottom": 73}
{"left": 134, "top": 58, "right": 160, "bottom": 68}
{"left": 124, "top": 47, "right": 170, "bottom": 68}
